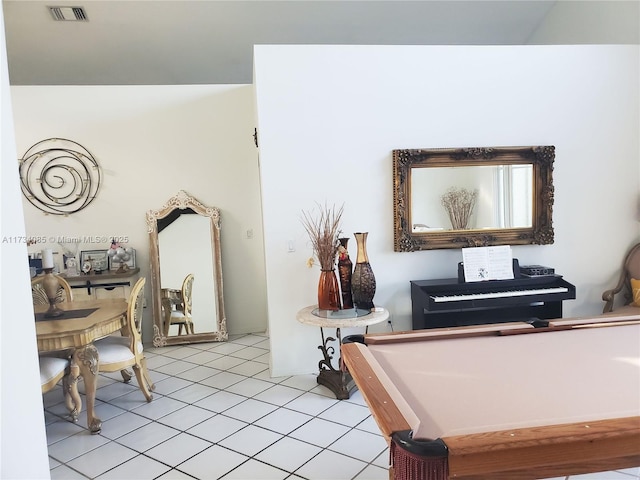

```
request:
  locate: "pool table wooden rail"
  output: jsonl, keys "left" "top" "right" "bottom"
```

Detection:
{"left": 363, "top": 321, "right": 536, "bottom": 345}
{"left": 444, "top": 416, "right": 640, "bottom": 479}
{"left": 341, "top": 341, "right": 412, "bottom": 440}
{"left": 341, "top": 319, "right": 640, "bottom": 480}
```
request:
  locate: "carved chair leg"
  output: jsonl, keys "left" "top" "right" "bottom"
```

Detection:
{"left": 120, "top": 369, "right": 133, "bottom": 383}
{"left": 162, "top": 301, "right": 171, "bottom": 338}
{"left": 140, "top": 357, "right": 156, "bottom": 392}
{"left": 133, "top": 364, "right": 153, "bottom": 402}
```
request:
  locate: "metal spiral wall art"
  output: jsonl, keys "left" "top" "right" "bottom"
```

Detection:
{"left": 19, "top": 138, "right": 102, "bottom": 215}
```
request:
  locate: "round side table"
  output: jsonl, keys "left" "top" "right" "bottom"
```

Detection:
{"left": 296, "top": 305, "right": 389, "bottom": 399}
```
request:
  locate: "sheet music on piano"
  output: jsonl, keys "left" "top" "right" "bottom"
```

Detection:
{"left": 462, "top": 246, "right": 514, "bottom": 282}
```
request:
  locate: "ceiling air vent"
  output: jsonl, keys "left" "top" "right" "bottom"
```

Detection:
{"left": 48, "top": 6, "right": 88, "bottom": 21}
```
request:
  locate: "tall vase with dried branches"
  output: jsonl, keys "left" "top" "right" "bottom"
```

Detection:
{"left": 301, "top": 203, "right": 344, "bottom": 311}
{"left": 441, "top": 187, "right": 478, "bottom": 230}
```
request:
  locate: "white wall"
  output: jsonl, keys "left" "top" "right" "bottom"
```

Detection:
{"left": 10, "top": 85, "right": 268, "bottom": 339}
{"left": 254, "top": 44, "right": 639, "bottom": 377}
{"left": 1, "top": 3, "right": 50, "bottom": 478}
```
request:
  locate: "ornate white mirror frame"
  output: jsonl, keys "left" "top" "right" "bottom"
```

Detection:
{"left": 147, "top": 190, "right": 227, "bottom": 346}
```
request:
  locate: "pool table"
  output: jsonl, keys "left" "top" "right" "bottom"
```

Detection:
{"left": 341, "top": 316, "right": 640, "bottom": 480}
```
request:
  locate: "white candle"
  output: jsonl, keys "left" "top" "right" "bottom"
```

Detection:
{"left": 41, "top": 249, "right": 54, "bottom": 269}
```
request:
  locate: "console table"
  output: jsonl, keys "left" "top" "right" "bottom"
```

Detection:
{"left": 62, "top": 268, "right": 140, "bottom": 301}
{"left": 296, "top": 305, "right": 389, "bottom": 399}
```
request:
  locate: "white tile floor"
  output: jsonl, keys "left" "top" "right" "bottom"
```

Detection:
{"left": 44, "top": 333, "right": 640, "bottom": 480}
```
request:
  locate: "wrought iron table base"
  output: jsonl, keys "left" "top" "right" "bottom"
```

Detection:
{"left": 316, "top": 327, "right": 356, "bottom": 399}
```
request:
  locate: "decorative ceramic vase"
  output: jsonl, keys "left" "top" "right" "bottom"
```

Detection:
{"left": 337, "top": 238, "right": 354, "bottom": 309}
{"left": 318, "top": 269, "right": 341, "bottom": 311}
{"left": 42, "top": 269, "right": 64, "bottom": 318}
{"left": 351, "top": 232, "right": 376, "bottom": 310}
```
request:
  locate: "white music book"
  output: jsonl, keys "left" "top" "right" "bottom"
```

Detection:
{"left": 462, "top": 246, "right": 514, "bottom": 282}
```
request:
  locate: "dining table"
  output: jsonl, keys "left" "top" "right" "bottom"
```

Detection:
{"left": 34, "top": 298, "right": 129, "bottom": 434}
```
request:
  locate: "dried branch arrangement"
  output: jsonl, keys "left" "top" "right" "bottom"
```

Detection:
{"left": 441, "top": 187, "right": 478, "bottom": 230}
{"left": 301, "top": 203, "right": 344, "bottom": 270}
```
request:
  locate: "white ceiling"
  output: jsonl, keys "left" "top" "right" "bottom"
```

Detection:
{"left": 0, "top": 0, "right": 635, "bottom": 85}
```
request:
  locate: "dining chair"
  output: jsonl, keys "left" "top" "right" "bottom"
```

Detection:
{"left": 33, "top": 273, "right": 137, "bottom": 384}
{"left": 93, "top": 277, "right": 155, "bottom": 402}
{"left": 39, "top": 355, "right": 81, "bottom": 422}
{"left": 39, "top": 356, "right": 69, "bottom": 393}
{"left": 31, "top": 274, "right": 73, "bottom": 305}
{"left": 168, "top": 273, "right": 195, "bottom": 336}
{"left": 33, "top": 276, "right": 81, "bottom": 393}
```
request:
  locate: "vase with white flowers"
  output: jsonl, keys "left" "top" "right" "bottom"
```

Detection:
{"left": 301, "top": 203, "right": 344, "bottom": 311}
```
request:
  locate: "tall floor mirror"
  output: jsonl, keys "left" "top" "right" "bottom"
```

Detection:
{"left": 147, "top": 190, "right": 227, "bottom": 346}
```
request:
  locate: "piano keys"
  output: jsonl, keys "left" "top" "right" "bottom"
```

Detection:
{"left": 411, "top": 275, "right": 576, "bottom": 329}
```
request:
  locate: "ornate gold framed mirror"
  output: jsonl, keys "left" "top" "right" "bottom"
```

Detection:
{"left": 147, "top": 191, "right": 227, "bottom": 346}
{"left": 393, "top": 146, "right": 555, "bottom": 251}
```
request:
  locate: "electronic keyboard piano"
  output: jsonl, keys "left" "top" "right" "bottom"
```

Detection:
{"left": 410, "top": 275, "right": 576, "bottom": 329}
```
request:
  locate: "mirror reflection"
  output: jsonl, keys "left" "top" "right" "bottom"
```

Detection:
{"left": 147, "top": 191, "right": 227, "bottom": 346}
{"left": 159, "top": 214, "right": 217, "bottom": 337}
{"left": 411, "top": 164, "right": 533, "bottom": 232}
{"left": 393, "top": 146, "right": 555, "bottom": 251}
{"left": 161, "top": 273, "right": 195, "bottom": 337}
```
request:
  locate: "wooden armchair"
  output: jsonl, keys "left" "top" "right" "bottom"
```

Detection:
{"left": 602, "top": 242, "right": 640, "bottom": 314}
{"left": 93, "top": 277, "right": 155, "bottom": 402}
{"left": 31, "top": 274, "right": 73, "bottom": 304}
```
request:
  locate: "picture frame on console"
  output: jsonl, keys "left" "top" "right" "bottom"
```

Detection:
{"left": 80, "top": 250, "right": 109, "bottom": 272}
